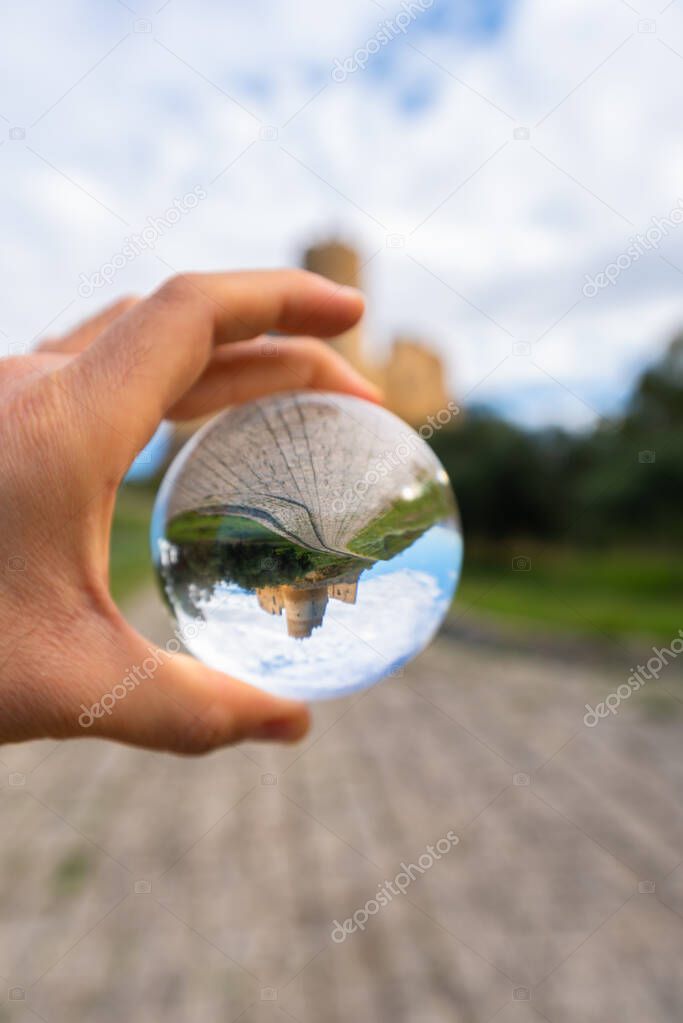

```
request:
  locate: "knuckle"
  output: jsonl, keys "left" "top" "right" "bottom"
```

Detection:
{"left": 34, "top": 335, "right": 59, "bottom": 352}
{"left": 5, "top": 369, "right": 63, "bottom": 432}
{"left": 155, "top": 274, "right": 200, "bottom": 308}
{"left": 111, "top": 295, "right": 139, "bottom": 315}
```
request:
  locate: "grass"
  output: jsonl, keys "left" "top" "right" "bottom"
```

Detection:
{"left": 455, "top": 543, "right": 683, "bottom": 645}
{"left": 53, "top": 849, "right": 92, "bottom": 896}
{"left": 109, "top": 485, "right": 156, "bottom": 605}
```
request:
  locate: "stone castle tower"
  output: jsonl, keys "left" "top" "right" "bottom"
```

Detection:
{"left": 304, "top": 240, "right": 452, "bottom": 427}
{"left": 256, "top": 571, "right": 361, "bottom": 639}
{"left": 257, "top": 584, "right": 329, "bottom": 639}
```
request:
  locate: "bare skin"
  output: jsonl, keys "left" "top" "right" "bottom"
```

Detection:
{"left": 0, "top": 270, "right": 377, "bottom": 753}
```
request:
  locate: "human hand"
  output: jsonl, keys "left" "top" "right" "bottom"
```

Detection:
{"left": 0, "top": 271, "right": 374, "bottom": 753}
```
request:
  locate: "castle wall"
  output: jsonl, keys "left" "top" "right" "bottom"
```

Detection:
{"left": 384, "top": 338, "right": 450, "bottom": 426}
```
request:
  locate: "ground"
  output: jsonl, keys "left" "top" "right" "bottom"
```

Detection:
{"left": 1, "top": 585, "right": 683, "bottom": 1022}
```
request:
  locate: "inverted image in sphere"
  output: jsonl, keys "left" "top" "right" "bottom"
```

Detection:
{"left": 151, "top": 392, "right": 462, "bottom": 700}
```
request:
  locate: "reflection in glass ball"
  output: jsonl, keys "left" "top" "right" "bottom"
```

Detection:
{"left": 151, "top": 392, "right": 462, "bottom": 701}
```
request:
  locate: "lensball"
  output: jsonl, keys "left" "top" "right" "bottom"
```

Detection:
{"left": 151, "top": 391, "right": 462, "bottom": 701}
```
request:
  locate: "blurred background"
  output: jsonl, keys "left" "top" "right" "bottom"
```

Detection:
{"left": 2, "top": 0, "right": 683, "bottom": 1020}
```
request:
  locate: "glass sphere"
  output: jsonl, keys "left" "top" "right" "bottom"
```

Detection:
{"left": 151, "top": 392, "right": 462, "bottom": 701}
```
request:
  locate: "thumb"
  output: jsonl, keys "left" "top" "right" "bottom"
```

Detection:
{"left": 74, "top": 629, "right": 310, "bottom": 754}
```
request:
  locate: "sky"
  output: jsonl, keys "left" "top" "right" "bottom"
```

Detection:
{"left": 2, "top": 0, "right": 683, "bottom": 430}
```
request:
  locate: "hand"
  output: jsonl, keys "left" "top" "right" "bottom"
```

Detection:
{"left": 0, "top": 271, "right": 374, "bottom": 753}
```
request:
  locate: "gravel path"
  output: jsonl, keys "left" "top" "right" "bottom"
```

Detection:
{"left": 1, "top": 588, "right": 683, "bottom": 1022}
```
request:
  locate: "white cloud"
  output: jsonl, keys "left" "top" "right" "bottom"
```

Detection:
{"left": 1, "top": 0, "right": 681, "bottom": 426}
{"left": 175, "top": 568, "right": 453, "bottom": 701}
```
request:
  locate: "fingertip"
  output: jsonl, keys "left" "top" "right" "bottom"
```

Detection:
{"left": 337, "top": 284, "right": 365, "bottom": 307}
{"left": 249, "top": 706, "right": 311, "bottom": 743}
{"left": 335, "top": 360, "right": 385, "bottom": 405}
{"left": 357, "top": 379, "right": 385, "bottom": 405}
{"left": 320, "top": 281, "right": 364, "bottom": 327}
{"left": 338, "top": 285, "right": 365, "bottom": 323}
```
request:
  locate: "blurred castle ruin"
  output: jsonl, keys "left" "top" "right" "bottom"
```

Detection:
{"left": 305, "top": 240, "right": 450, "bottom": 426}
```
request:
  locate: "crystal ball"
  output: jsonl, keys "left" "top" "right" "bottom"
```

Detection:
{"left": 151, "top": 392, "right": 462, "bottom": 701}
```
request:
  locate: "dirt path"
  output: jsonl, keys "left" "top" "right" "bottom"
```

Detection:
{"left": 1, "top": 587, "right": 683, "bottom": 1021}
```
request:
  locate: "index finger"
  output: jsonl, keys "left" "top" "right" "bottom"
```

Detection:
{"left": 36, "top": 296, "right": 139, "bottom": 354}
{"left": 60, "top": 270, "right": 364, "bottom": 471}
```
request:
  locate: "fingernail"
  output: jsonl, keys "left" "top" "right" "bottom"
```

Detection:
{"left": 338, "top": 285, "right": 364, "bottom": 302}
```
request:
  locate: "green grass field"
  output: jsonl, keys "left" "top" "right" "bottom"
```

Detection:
{"left": 109, "top": 485, "right": 156, "bottom": 605}
{"left": 455, "top": 543, "right": 683, "bottom": 645}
